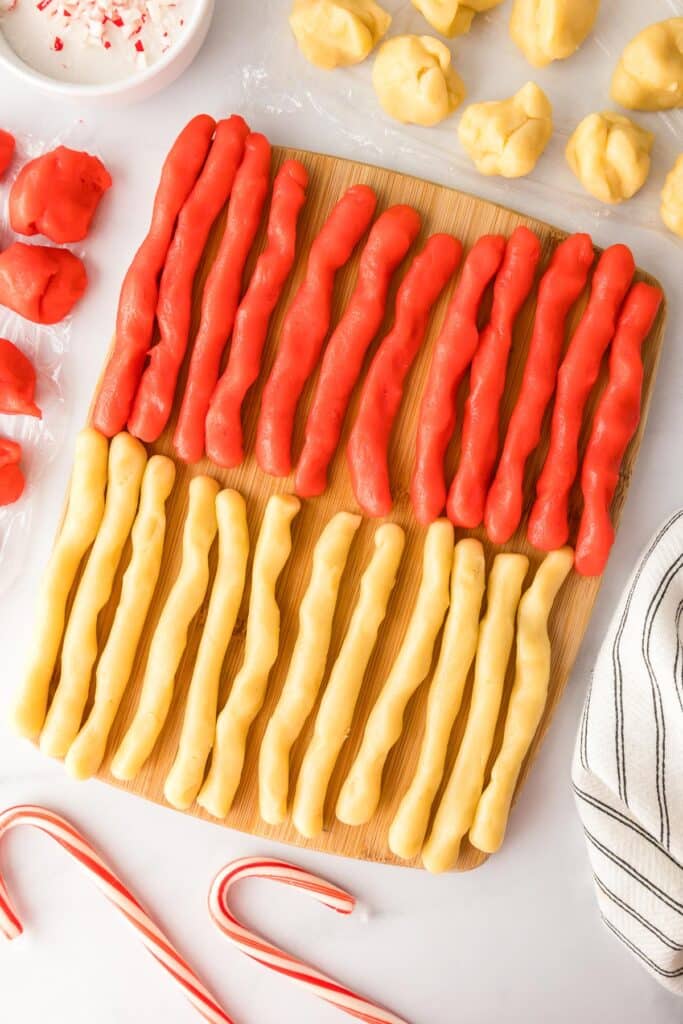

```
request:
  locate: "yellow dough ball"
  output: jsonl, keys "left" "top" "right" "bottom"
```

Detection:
{"left": 458, "top": 82, "right": 553, "bottom": 177}
{"left": 289, "top": 0, "right": 391, "bottom": 70}
{"left": 412, "top": 0, "right": 504, "bottom": 38}
{"left": 566, "top": 111, "right": 654, "bottom": 204}
{"left": 611, "top": 19, "right": 683, "bottom": 111}
{"left": 661, "top": 155, "right": 683, "bottom": 238}
{"left": 510, "top": 0, "right": 600, "bottom": 67}
{"left": 372, "top": 35, "right": 466, "bottom": 126}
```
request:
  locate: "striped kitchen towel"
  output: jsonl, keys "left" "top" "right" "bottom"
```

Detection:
{"left": 573, "top": 510, "right": 683, "bottom": 993}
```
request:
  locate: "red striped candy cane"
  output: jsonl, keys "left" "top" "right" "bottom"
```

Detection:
{"left": 208, "top": 857, "right": 411, "bottom": 1024}
{"left": 0, "top": 805, "right": 233, "bottom": 1024}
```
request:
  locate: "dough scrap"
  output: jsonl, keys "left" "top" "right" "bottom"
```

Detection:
{"left": 164, "top": 489, "right": 249, "bottom": 810}
{"left": 9, "top": 427, "right": 108, "bottom": 740}
{"left": 40, "top": 432, "right": 147, "bottom": 759}
{"left": 566, "top": 111, "right": 653, "bottom": 204}
{"left": 65, "top": 455, "right": 176, "bottom": 780}
{"left": 422, "top": 552, "right": 528, "bottom": 873}
{"left": 389, "top": 538, "right": 485, "bottom": 861}
{"left": 372, "top": 35, "right": 466, "bottom": 127}
{"left": 510, "top": 0, "right": 600, "bottom": 67}
{"left": 661, "top": 153, "right": 683, "bottom": 238}
{"left": 458, "top": 82, "right": 553, "bottom": 178}
{"left": 197, "top": 494, "right": 300, "bottom": 819}
{"left": 611, "top": 18, "right": 683, "bottom": 112}
{"left": 470, "top": 548, "right": 573, "bottom": 854}
{"left": 336, "top": 519, "right": 454, "bottom": 826}
{"left": 111, "top": 474, "right": 220, "bottom": 782}
{"left": 412, "top": 0, "right": 504, "bottom": 38}
{"left": 259, "top": 511, "right": 360, "bottom": 825}
{"left": 289, "top": 0, "right": 391, "bottom": 69}
{"left": 292, "top": 523, "right": 405, "bottom": 839}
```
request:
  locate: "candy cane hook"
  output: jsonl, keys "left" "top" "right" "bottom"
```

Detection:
{"left": 0, "top": 805, "right": 233, "bottom": 1024}
{"left": 208, "top": 857, "right": 411, "bottom": 1024}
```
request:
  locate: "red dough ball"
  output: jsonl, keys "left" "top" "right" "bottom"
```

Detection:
{"left": 10, "top": 145, "right": 112, "bottom": 244}
{"left": 0, "top": 242, "right": 88, "bottom": 325}
{"left": 0, "top": 437, "right": 25, "bottom": 506}
{"left": 0, "top": 130, "right": 16, "bottom": 179}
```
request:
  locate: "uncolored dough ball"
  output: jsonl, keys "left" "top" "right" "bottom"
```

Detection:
{"left": 372, "top": 35, "right": 467, "bottom": 127}
{"left": 412, "top": 0, "right": 504, "bottom": 38}
{"left": 510, "top": 0, "right": 600, "bottom": 67}
{"left": 611, "top": 19, "right": 683, "bottom": 111}
{"left": 289, "top": 0, "right": 391, "bottom": 70}
{"left": 458, "top": 82, "right": 553, "bottom": 177}
{"left": 566, "top": 112, "right": 654, "bottom": 204}
{"left": 661, "top": 155, "right": 683, "bottom": 238}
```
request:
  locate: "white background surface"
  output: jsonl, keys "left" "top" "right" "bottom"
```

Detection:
{"left": 1, "top": 3, "right": 682, "bottom": 1022}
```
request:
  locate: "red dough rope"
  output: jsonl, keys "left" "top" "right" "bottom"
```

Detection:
{"left": 484, "top": 233, "right": 595, "bottom": 544}
{"left": 347, "top": 233, "right": 462, "bottom": 518}
{"left": 0, "top": 805, "right": 233, "bottom": 1024}
{"left": 209, "top": 857, "right": 411, "bottom": 1024}
{"left": 205, "top": 158, "right": 310, "bottom": 469}
{"left": 447, "top": 225, "right": 541, "bottom": 529}
{"left": 174, "top": 132, "right": 273, "bottom": 464}
{"left": 410, "top": 234, "right": 506, "bottom": 525}
{"left": 255, "top": 183, "right": 378, "bottom": 478}
{"left": 92, "top": 113, "right": 216, "bottom": 438}
{"left": 295, "top": 204, "right": 421, "bottom": 499}
{"left": 527, "top": 243, "right": 635, "bottom": 551}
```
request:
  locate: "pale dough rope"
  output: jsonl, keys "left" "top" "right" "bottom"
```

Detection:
{"left": 40, "top": 433, "right": 147, "bottom": 759}
{"left": 422, "top": 552, "right": 529, "bottom": 873}
{"left": 258, "top": 511, "right": 361, "bottom": 826}
{"left": 9, "top": 428, "right": 109, "bottom": 740}
{"left": 292, "top": 523, "right": 405, "bottom": 839}
{"left": 197, "top": 494, "right": 300, "bottom": 820}
{"left": 164, "top": 490, "right": 250, "bottom": 810}
{"left": 336, "top": 519, "right": 454, "bottom": 827}
{"left": 111, "top": 475, "right": 220, "bottom": 782}
{"left": 388, "top": 538, "right": 485, "bottom": 861}
{"left": 65, "top": 455, "right": 176, "bottom": 781}
{"left": 469, "top": 547, "right": 573, "bottom": 853}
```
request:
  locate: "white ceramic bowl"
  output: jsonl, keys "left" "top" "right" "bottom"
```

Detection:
{"left": 0, "top": 0, "right": 215, "bottom": 105}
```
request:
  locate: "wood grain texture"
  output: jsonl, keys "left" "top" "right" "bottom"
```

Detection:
{"left": 57, "top": 147, "right": 666, "bottom": 870}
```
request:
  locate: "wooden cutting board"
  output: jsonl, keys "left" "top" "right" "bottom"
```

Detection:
{"left": 72, "top": 146, "right": 665, "bottom": 870}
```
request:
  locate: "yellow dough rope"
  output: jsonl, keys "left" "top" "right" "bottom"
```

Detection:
{"left": 292, "top": 523, "right": 405, "bottom": 839}
{"left": 197, "top": 494, "right": 300, "bottom": 819}
{"left": 422, "top": 552, "right": 529, "bottom": 873}
{"left": 9, "top": 428, "right": 109, "bottom": 740}
{"left": 40, "top": 433, "right": 147, "bottom": 759}
{"left": 111, "top": 475, "right": 220, "bottom": 782}
{"left": 469, "top": 547, "right": 573, "bottom": 853}
{"left": 258, "top": 511, "right": 361, "bottom": 826}
{"left": 65, "top": 455, "right": 176, "bottom": 781}
{"left": 388, "top": 538, "right": 485, "bottom": 861}
{"left": 336, "top": 519, "right": 454, "bottom": 827}
{"left": 164, "top": 490, "right": 249, "bottom": 810}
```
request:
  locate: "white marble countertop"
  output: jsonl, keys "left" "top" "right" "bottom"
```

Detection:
{"left": 1, "top": 3, "right": 682, "bottom": 1022}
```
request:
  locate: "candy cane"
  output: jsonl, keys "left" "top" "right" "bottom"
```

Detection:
{"left": 209, "top": 857, "right": 411, "bottom": 1024}
{"left": 0, "top": 805, "right": 233, "bottom": 1024}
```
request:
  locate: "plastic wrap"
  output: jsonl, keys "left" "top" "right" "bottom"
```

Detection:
{"left": 243, "top": 0, "right": 682, "bottom": 237}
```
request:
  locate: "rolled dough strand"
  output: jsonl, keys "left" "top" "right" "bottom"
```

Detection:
{"left": 336, "top": 519, "right": 454, "bottom": 827}
{"left": 388, "top": 538, "right": 485, "bottom": 861}
{"left": 197, "top": 494, "right": 300, "bottom": 819}
{"left": 422, "top": 552, "right": 529, "bottom": 873}
{"left": 111, "top": 475, "right": 220, "bottom": 782}
{"left": 258, "top": 511, "right": 361, "bottom": 825}
{"left": 65, "top": 455, "right": 176, "bottom": 781}
{"left": 164, "top": 490, "right": 249, "bottom": 810}
{"left": 9, "top": 428, "right": 108, "bottom": 740}
{"left": 469, "top": 547, "right": 573, "bottom": 854}
{"left": 292, "top": 523, "right": 405, "bottom": 839}
{"left": 40, "top": 433, "right": 147, "bottom": 759}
